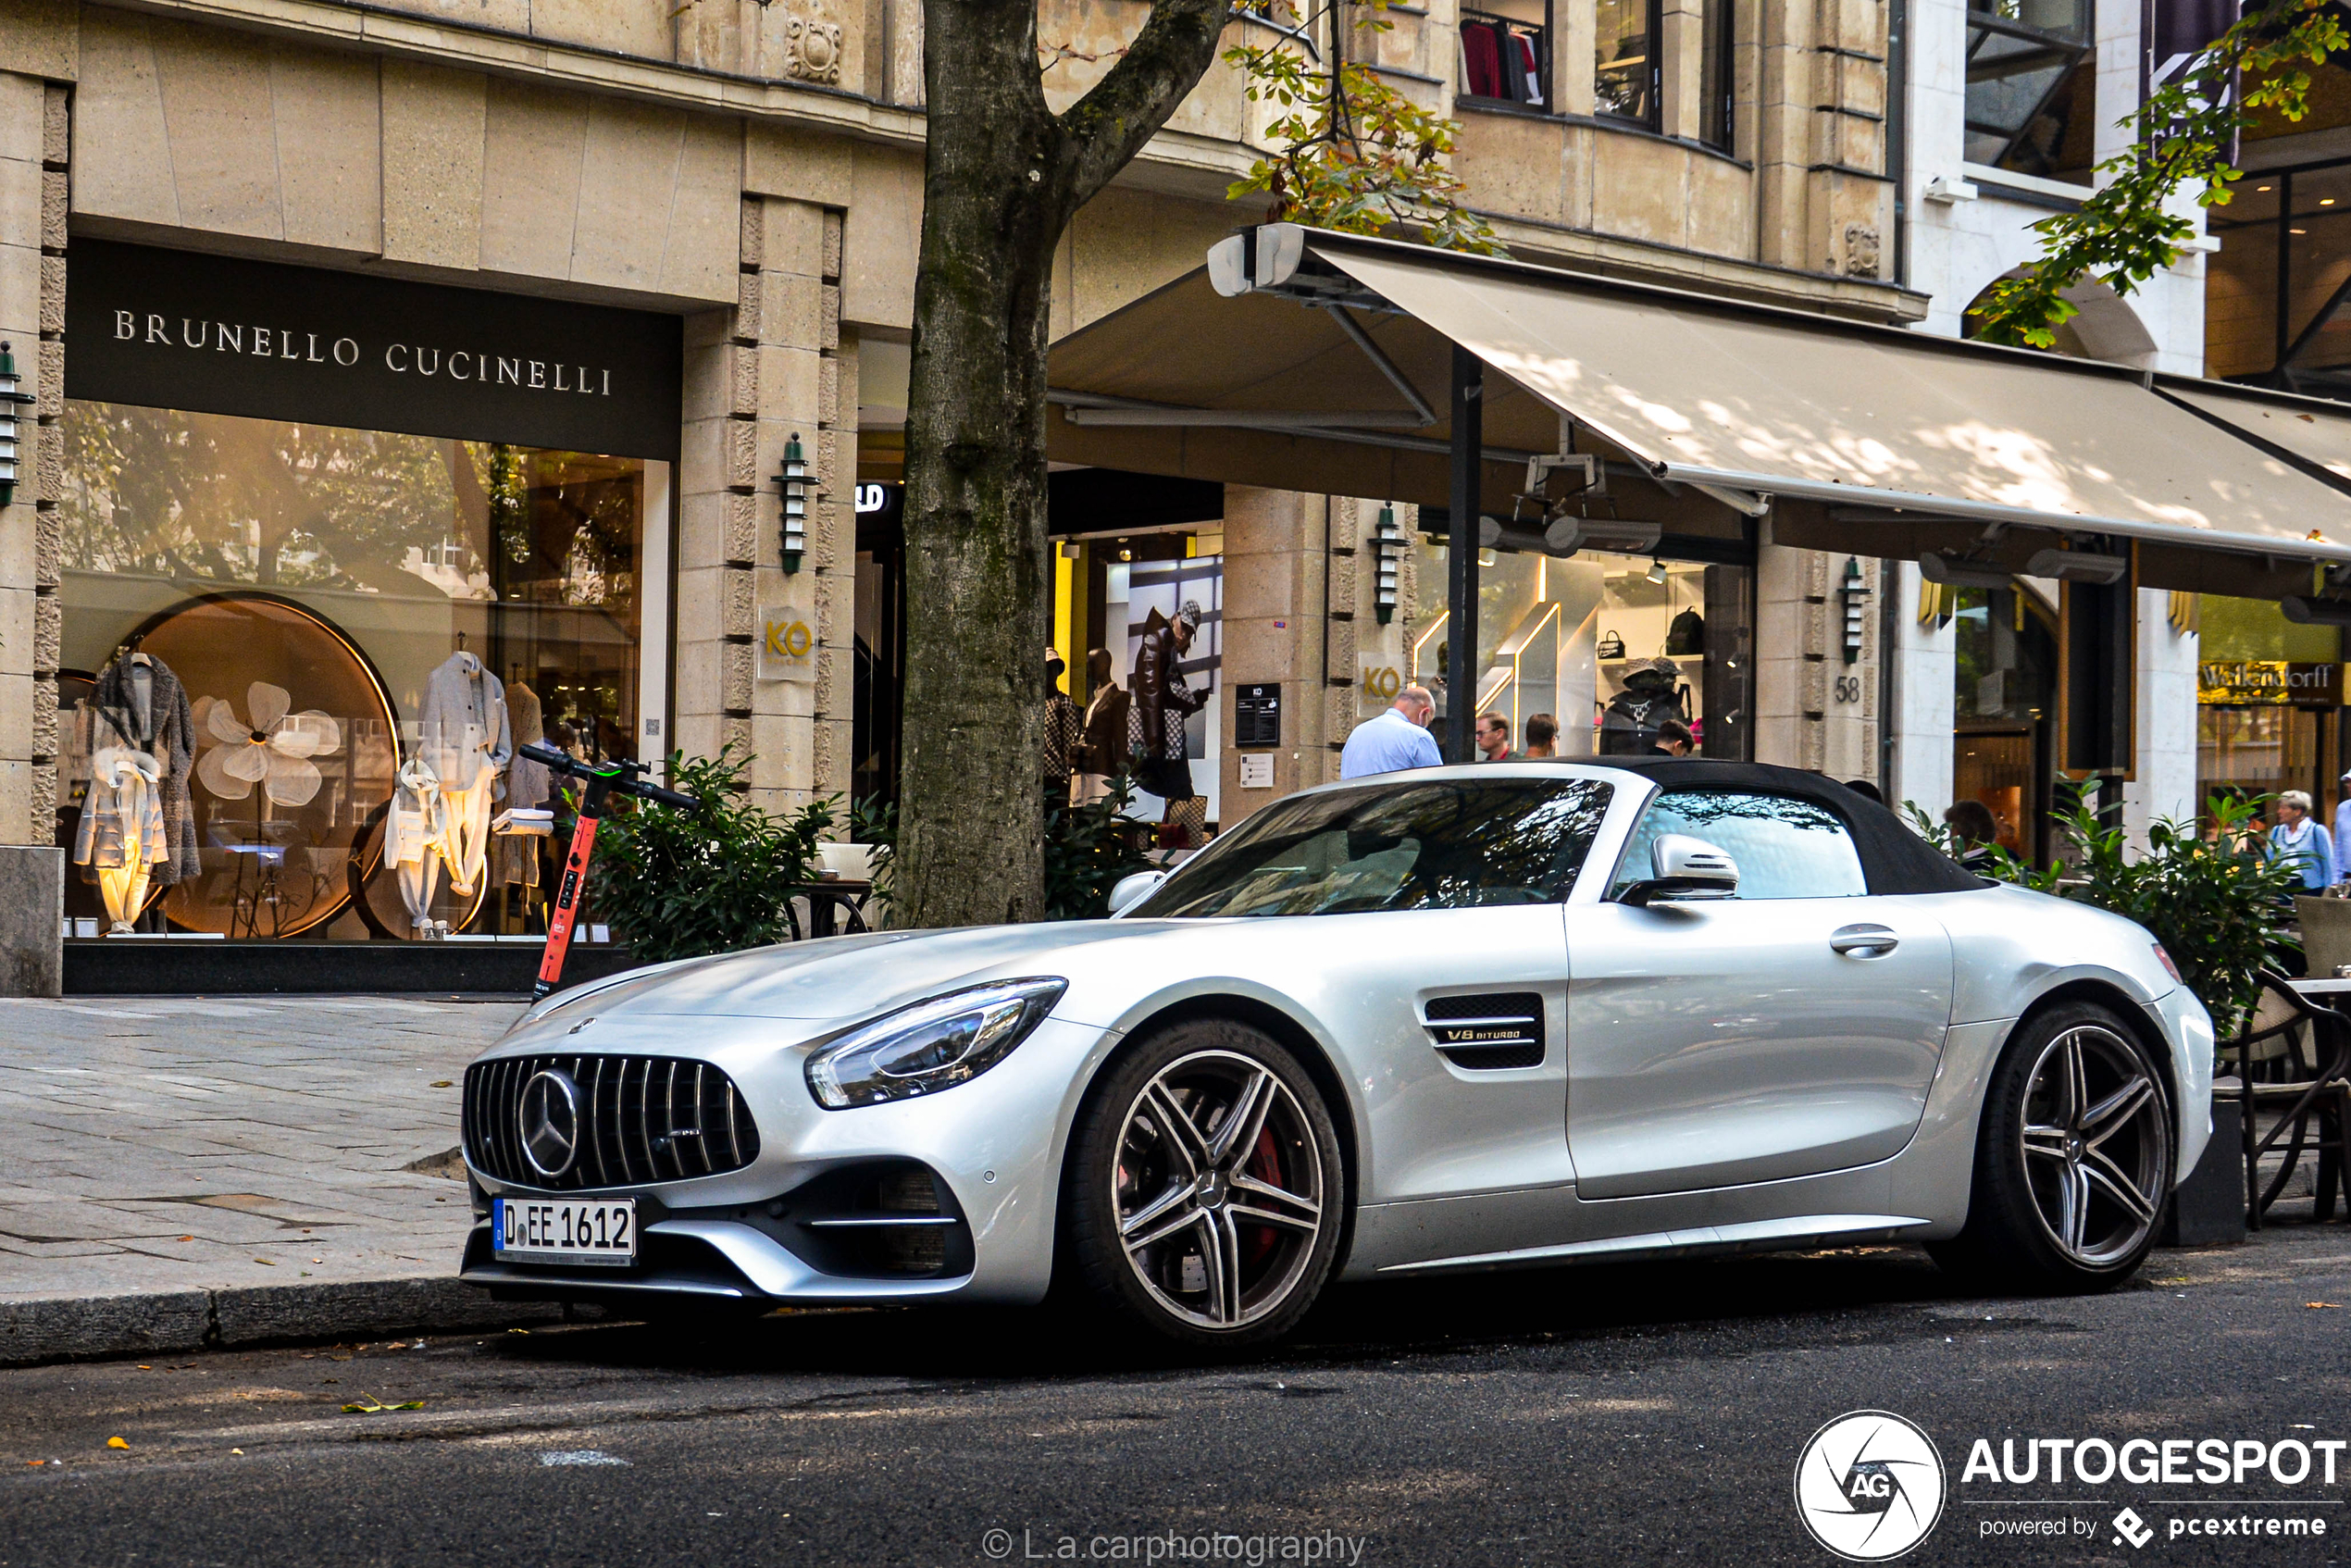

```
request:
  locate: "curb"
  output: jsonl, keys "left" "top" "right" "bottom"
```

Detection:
{"left": 0, "top": 1277, "right": 565, "bottom": 1368}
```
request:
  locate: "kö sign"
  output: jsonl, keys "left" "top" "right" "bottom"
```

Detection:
{"left": 68, "top": 240, "right": 681, "bottom": 462}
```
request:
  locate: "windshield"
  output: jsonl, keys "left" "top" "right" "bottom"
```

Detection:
{"left": 1133, "top": 777, "right": 1615, "bottom": 918}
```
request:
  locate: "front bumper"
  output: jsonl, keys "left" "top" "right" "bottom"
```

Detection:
{"left": 458, "top": 1013, "right": 1119, "bottom": 1307}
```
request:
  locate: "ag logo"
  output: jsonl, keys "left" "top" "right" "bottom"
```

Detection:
{"left": 1794, "top": 1411, "right": 1946, "bottom": 1562}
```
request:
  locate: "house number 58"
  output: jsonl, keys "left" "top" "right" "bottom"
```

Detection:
{"left": 1833, "top": 676, "right": 1861, "bottom": 703}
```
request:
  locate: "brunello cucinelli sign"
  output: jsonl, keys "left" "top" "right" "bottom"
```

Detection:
{"left": 2196, "top": 659, "right": 2346, "bottom": 706}
{"left": 65, "top": 240, "right": 681, "bottom": 461}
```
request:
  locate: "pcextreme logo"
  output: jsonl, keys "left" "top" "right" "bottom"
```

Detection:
{"left": 1795, "top": 1411, "right": 1949, "bottom": 1562}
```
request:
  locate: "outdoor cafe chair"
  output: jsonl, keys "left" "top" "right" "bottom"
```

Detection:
{"left": 2218, "top": 972, "right": 2351, "bottom": 1227}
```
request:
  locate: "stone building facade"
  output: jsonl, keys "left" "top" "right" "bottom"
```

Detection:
{"left": 0, "top": 0, "right": 1920, "bottom": 977}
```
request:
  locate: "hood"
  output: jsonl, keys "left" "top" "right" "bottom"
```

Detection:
{"left": 537, "top": 921, "right": 1181, "bottom": 1027}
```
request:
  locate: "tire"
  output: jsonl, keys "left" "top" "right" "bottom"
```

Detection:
{"left": 1063, "top": 1018, "right": 1346, "bottom": 1348}
{"left": 1930, "top": 1001, "right": 2174, "bottom": 1292}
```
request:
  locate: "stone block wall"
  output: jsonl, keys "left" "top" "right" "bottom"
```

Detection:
{"left": 1756, "top": 533, "right": 1880, "bottom": 784}
{"left": 0, "top": 71, "right": 63, "bottom": 852}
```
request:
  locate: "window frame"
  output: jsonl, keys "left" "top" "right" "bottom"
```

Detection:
{"left": 1458, "top": 0, "right": 1555, "bottom": 111}
{"left": 1595, "top": 0, "right": 1665, "bottom": 131}
{"left": 1605, "top": 787, "right": 1869, "bottom": 902}
{"left": 1699, "top": 0, "right": 1735, "bottom": 152}
{"left": 1960, "top": 4, "right": 2096, "bottom": 181}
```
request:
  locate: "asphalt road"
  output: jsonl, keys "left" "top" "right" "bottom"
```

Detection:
{"left": 3, "top": 1229, "right": 2347, "bottom": 1568}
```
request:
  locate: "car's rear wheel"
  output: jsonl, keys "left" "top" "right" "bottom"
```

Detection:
{"left": 1932, "top": 1002, "right": 2173, "bottom": 1291}
{"left": 1064, "top": 1019, "right": 1344, "bottom": 1347}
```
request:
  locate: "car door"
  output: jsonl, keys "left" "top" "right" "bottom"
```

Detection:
{"left": 1563, "top": 787, "right": 1955, "bottom": 1200}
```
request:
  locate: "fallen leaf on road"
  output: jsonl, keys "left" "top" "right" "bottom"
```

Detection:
{"left": 2308, "top": 1301, "right": 2341, "bottom": 1309}
{"left": 136, "top": 1365, "right": 150, "bottom": 1371}
{"left": 254, "top": 1259, "right": 274, "bottom": 1266}
{"left": 106, "top": 1437, "right": 128, "bottom": 1450}
{"left": 341, "top": 1395, "right": 426, "bottom": 1414}
{"left": 230, "top": 1450, "right": 243, "bottom": 1456}
{"left": 178, "top": 1236, "right": 193, "bottom": 1242}
{"left": 429, "top": 1080, "right": 454, "bottom": 1088}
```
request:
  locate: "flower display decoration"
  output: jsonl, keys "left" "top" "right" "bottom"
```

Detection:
{"left": 193, "top": 682, "right": 342, "bottom": 809}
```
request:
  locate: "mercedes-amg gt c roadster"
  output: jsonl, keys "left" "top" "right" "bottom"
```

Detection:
{"left": 459, "top": 758, "right": 2212, "bottom": 1345}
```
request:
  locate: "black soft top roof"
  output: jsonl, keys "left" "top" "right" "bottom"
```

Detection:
{"left": 1598, "top": 758, "right": 1987, "bottom": 896}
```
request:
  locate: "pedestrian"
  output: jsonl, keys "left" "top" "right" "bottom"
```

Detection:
{"left": 1943, "top": 798, "right": 2000, "bottom": 872}
{"left": 1474, "top": 711, "right": 1513, "bottom": 762}
{"left": 1523, "top": 713, "right": 1558, "bottom": 758}
{"left": 1340, "top": 684, "right": 1442, "bottom": 779}
{"left": 1649, "top": 717, "right": 1694, "bottom": 757}
{"left": 2268, "top": 790, "right": 2334, "bottom": 891}
{"left": 2333, "top": 771, "right": 2351, "bottom": 884}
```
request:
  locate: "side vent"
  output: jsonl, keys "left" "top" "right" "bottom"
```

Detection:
{"left": 1423, "top": 992, "right": 1545, "bottom": 1070}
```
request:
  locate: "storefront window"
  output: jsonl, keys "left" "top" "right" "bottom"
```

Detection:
{"left": 1411, "top": 541, "right": 1751, "bottom": 759}
{"left": 55, "top": 402, "right": 666, "bottom": 940}
{"left": 2196, "top": 593, "right": 2345, "bottom": 817}
{"left": 1963, "top": 0, "right": 2095, "bottom": 184}
{"left": 1597, "top": 0, "right": 1661, "bottom": 124}
{"left": 1951, "top": 583, "right": 2056, "bottom": 855}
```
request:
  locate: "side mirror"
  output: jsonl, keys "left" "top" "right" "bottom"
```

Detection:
{"left": 1620, "top": 833, "right": 1739, "bottom": 906}
{"left": 1107, "top": 870, "right": 1167, "bottom": 918}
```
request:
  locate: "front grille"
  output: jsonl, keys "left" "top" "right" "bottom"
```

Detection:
{"left": 1423, "top": 991, "right": 1546, "bottom": 1070}
{"left": 465, "top": 1053, "right": 762, "bottom": 1190}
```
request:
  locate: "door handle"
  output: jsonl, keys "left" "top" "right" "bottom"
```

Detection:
{"left": 1830, "top": 924, "right": 1899, "bottom": 957}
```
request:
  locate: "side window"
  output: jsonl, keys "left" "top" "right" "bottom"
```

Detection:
{"left": 1610, "top": 790, "right": 1867, "bottom": 900}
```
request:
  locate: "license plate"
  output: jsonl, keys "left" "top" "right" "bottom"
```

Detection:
{"left": 491, "top": 1197, "right": 636, "bottom": 1266}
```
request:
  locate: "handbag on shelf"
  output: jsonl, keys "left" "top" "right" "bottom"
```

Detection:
{"left": 1665, "top": 607, "right": 1706, "bottom": 656}
{"left": 1597, "top": 631, "right": 1626, "bottom": 661}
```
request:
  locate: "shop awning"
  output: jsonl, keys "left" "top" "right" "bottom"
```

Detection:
{"left": 2156, "top": 376, "right": 2351, "bottom": 491}
{"left": 1047, "top": 225, "right": 2351, "bottom": 571}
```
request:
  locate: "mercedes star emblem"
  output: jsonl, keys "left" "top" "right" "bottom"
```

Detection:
{"left": 518, "top": 1067, "right": 581, "bottom": 1179}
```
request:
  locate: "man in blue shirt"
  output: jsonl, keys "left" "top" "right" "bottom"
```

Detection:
{"left": 2333, "top": 772, "right": 2351, "bottom": 885}
{"left": 1340, "top": 685, "right": 1443, "bottom": 778}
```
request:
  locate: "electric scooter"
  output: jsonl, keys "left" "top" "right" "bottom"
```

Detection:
{"left": 516, "top": 740, "right": 703, "bottom": 1002}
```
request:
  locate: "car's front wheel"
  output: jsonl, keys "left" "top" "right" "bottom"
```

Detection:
{"left": 1933, "top": 1001, "right": 2174, "bottom": 1291}
{"left": 1064, "top": 1019, "right": 1345, "bottom": 1347}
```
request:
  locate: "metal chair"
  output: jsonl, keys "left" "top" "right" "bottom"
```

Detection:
{"left": 2218, "top": 973, "right": 2351, "bottom": 1226}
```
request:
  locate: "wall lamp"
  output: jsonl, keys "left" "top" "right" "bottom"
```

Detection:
{"left": 0, "top": 342, "right": 31, "bottom": 508}
{"left": 1840, "top": 556, "right": 1871, "bottom": 665}
{"left": 1372, "top": 504, "right": 1404, "bottom": 625}
{"left": 776, "top": 432, "right": 811, "bottom": 574}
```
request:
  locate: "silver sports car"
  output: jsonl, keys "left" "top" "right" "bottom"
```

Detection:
{"left": 458, "top": 759, "right": 2212, "bottom": 1345}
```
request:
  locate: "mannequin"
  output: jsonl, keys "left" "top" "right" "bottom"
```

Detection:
{"left": 390, "top": 755, "right": 452, "bottom": 934}
{"left": 81, "top": 648, "right": 201, "bottom": 889}
{"left": 417, "top": 650, "right": 512, "bottom": 901}
{"left": 75, "top": 747, "right": 168, "bottom": 931}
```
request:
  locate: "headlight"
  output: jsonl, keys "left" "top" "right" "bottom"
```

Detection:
{"left": 804, "top": 978, "right": 1066, "bottom": 1109}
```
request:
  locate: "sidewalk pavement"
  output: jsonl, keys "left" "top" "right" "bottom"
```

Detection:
{"left": 0, "top": 995, "right": 564, "bottom": 1364}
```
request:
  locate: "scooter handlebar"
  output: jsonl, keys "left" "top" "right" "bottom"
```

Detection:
{"left": 515, "top": 741, "right": 703, "bottom": 812}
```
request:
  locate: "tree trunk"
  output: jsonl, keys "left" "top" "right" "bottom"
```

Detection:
{"left": 894, "top": 0, "right": 1228, "bottom": 928}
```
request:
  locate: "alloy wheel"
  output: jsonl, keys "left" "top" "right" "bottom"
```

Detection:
{"left": 2019, "top": 1025, "right": 2171, "bottom": 1267}
{"left": 1111, "top": 1049, "right": 1327, "bottom": 1330}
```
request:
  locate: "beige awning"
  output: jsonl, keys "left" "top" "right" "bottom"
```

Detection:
{"left": 1047, "top": 226, "right": 2351, "bottom": 572}
{"left": 2157, "top": 376, "right": 2351, "bottom": 489}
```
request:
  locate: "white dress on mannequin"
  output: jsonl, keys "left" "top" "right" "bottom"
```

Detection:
{"left": 417, "top": 652, "right": 513, "bottom": 903}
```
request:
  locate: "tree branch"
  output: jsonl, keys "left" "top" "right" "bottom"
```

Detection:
{"left": 1056, "top": 0, "right": 1236, "bottom": 205}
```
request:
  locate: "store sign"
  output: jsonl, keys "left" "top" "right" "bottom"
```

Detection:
{"left": 1235, "top": 683, "right": 1282, "bottom": 748}
{"left": 1358, "top": 655, "right": 1402, "bottom": 715}
{"left": 66, "top": 240, "right": 681, "bottom": 460}
{"left": 2196, "top": 660, "right": 2345, "bottom": 706}
{"left": 757, "top": 607, "right": 816, "bottom": 683}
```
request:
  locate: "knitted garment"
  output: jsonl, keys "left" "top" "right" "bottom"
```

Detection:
{"left": 87, "top": 655, "right": 202, "bottom": 884}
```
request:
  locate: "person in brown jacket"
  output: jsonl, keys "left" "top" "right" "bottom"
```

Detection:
{"left": 1077, "top": 648, "right": 1128, "bottom": 780}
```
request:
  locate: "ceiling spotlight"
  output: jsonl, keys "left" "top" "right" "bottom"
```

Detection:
{"left": 2258, "top": 184, "right": 2273, "bottom": 192}
{"left": 1917, "top": 552, "right": 2012, "bottom": 590}
{"left": 2283, "top": 595, "right": 2351, "bottom": 626}
{"left": 2022, "top": 548, "right": 2128, "bottom": 584}
{"left": 1646, "top": 557, "right": 1667, "bottom": 584}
